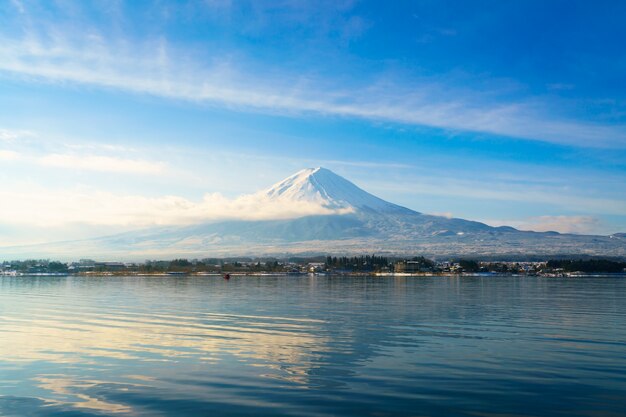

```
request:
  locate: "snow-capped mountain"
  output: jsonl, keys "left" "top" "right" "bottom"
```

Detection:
{"left": 262, "top": 167, "right": 409, "bottom": 213}
{"left": 4, "top": 168, "right": 626, "bottom": 260}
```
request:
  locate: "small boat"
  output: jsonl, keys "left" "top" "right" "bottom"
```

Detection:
{"left": 223, "top": 273, "right": 230, "bottom": 280}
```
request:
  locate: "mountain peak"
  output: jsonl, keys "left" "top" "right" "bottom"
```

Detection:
{"left": 263, "top": 167, "right": 411, "bottom": 213}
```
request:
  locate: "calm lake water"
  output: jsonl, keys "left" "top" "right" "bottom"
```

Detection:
{"left": 1, "top": 275, "right": 625, "bottom": 417}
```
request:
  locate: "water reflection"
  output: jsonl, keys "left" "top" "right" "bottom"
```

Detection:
{"left": 35, "top": 375, "right": 134, "bottom": 413}
{"left": 1, "top": 275, "right": 625, "bottom": 417}
{"left": 0, "top": 303, "right": 330, "bottom": 385}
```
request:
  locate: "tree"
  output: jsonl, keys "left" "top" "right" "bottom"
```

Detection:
{"left": 48, "top": 261, "right": 68, "bottom": 273}
{"left": 459, "top": 259, "right": 479, "bottom": 272}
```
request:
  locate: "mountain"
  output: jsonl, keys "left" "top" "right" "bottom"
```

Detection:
{"left": 261, "top": 167, "right": 409, "bottom": 213}
{"left": 3, "top": 168, "right": 626, "bottom": 260}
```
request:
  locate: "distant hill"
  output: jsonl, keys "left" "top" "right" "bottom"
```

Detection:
{"left": 3, "top": 168, "right": 625, "bottom": 260}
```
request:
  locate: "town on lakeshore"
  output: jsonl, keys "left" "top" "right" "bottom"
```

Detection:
{"left": 2, "top": 256, "right": 625, "bottom": 277}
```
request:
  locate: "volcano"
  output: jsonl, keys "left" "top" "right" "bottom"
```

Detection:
{"left": 5, "top": 168, "right": 626, "bottom": 260}
{"left": 261, "top": 167, "right": 409, "bottom": 213}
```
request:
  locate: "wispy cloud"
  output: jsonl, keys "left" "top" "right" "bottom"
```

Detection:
{"left": 486, "top": 215, "right": 603, "bottom": 235}
{"left": 0, "top": 128, "right": 35, "bottom": 142}
{"left": 0, "top": 129, "right": 169, "bottom": 175}
{"left": 38, "top": 154, "right": 166, "bottom": 175}
{"left": 0, "top": 186, "right": 351, "bottom": 228}
{"left": 0, "top": 12, "right": 624, "bottom": 148}
{"left": 429, "top": 211, "right": 454, "bottom": 218}
{"left": 368, "top": 176, "right": 626, "bottom": 217}
{"left": 0, "top": 149, "right": 20, "bottom": 160}
{"left": 316, "top": 159, "right": 413, "bottom": 169}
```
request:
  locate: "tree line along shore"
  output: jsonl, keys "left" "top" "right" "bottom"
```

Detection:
{"left": 1, "top": 256, "right": 626, "bottom": 276}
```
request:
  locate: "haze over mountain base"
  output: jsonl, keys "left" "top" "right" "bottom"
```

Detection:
{"left": 3, "top": 168, "right": 626, "bottom": 260}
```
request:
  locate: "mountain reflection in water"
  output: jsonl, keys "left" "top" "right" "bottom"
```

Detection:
{"left": 1, "top": 275, "right": 625, "bottom": 416}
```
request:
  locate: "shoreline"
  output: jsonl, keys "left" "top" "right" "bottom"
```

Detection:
{"left": 2, "top": 272, "right": 625, "bottom": 278}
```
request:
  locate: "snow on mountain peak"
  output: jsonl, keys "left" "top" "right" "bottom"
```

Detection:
{"left": 263, "top": 167, "right": 406, "bottom": 213}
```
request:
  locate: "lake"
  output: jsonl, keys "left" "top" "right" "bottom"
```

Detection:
{"left": 1, "top": 275, "right": 625, "bottom": 416}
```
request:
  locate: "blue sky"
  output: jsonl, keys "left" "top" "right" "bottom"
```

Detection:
{"left": 1, "top": 0, "right": 625, "bottom": 244}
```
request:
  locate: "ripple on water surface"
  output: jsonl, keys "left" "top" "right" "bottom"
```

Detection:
{"left": 1, "top": 275, "right": 625, "bottom": 416}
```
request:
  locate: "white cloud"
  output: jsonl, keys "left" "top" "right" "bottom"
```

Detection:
{"left": 368, "top": 176, "right": 626, "bottom": 216}
{"left": 0, "top": 149, "right": 20, "bottom": 160}
{"left": 0, "top": 130, "right": 168, "bottom": 175}
{"left": 429, "top": 212, "right": 453, "bottom": 218}
{"left": 37, "top": 153, "right": 166, "bottom": 175}
{"left": 0, "top": 26, "right": 624, "bottom": 147}
{"left": 319, "top": 160, "right": 413, "bottom": 169}
{"left": 0, "top": 128, "right": 35, "bottom": 142}
{"left": 0, "top": 130, "right": 177, "bottom": 188}
{"left": 0, "top": 186, "right": 352, "bottom": 228}
{"left": 63, "top": 143, "right": 136, "bottom": 152}
{"left": 486, "top": 216, "right": 603, "bottom": 235}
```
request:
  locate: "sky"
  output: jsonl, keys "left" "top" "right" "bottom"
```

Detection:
{"left": 1, "top": 0, "right": 626, "bottom": 245}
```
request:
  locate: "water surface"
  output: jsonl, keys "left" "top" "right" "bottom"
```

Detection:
{"left": 1, "top": 275, "right": 625, "bottom": 416}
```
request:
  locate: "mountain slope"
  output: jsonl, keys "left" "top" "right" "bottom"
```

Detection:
{"left": 261, "top": 167, "right": 412, "bottom": 214}
{"left": 3, "top": 168, "right": 625, "bottom": 260}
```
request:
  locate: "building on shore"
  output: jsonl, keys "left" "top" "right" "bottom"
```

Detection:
{"left": 395, "top": 261, "right": 432, "bottom": 273}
